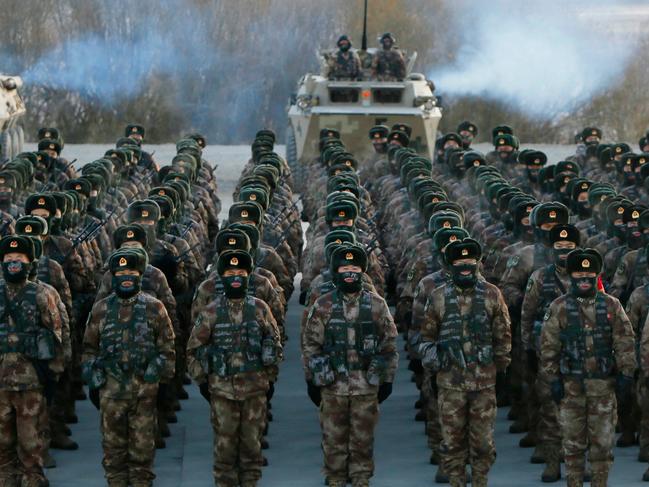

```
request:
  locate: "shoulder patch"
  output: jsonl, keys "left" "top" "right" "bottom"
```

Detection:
{"left": 507, "top": 255, "right": 520, "bottom": 268}
{"left": 525, "top": 278, "right": 533, "bottom": 292}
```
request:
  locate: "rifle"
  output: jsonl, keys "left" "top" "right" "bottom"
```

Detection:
{"left": 59, "top": 159, "right": 78, "bottom": 174}
{"left": 269, "top": 196, "right": 303, "bottom": 227}
{"left": 174, "top": 242, "right": 202, "bottom": 264}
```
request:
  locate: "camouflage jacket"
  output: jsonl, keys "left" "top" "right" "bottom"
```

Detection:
{"left": 540, "top": 293, "right": 636, "bottom": 397}
{"left": 187, "top": 296, "right": 281, "bottom": 400}
{"left": 82, "top": 292, "right": 176, "bottom": 399}
{"left": 371, "top": 49, "right": 406, "bottom": 80}
{"left": 419, "top": 281, "right": 511, "bottom": 391}
{"left": 521, "top": 265, "right": 571, "bottom": 353}
{"left": 95, "top": 264, "right": 179, "bottom": 333}
{"left": 328, "top": 50, "right": 361, "bottom": 80}
{"left": 191, "top": 270, "right": 284, "bottom": 326}
{"left": 0, "top": 280, "right": 64, "bottom": 391}
{"left": 302, "top": 289, "right": 398, "bottom": 396}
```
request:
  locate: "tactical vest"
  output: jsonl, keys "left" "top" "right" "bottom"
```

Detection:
{"left": 324, "top": 290, "right": 377, "bottom": 375}
{"left": 531, "top": 265, "right": 566, "bottom": 350}
{"left": 37, "top": 256, "right": 51, "bottom": 285}
{"left": 0, "top": 281, "right": 53, "bottom": 359}
{"left": 207, "top": 295, "right": 266, "bottom": 377}
{"left": 438, "top": 280, "right": 493, "bottom": 370}
{"left": 559, "top": 294, "right": 614, "bottom": 379}
{"left": 99, "top": 293, "right": 155, "bottom": 382}
{"left": 632, "top": 251, "right": 649, "bottom": 289}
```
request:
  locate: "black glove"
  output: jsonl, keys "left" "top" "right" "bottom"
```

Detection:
{"left": 199, "top": 382, "right": 211, "bottom": 402}
{"left": 307, "top": 381, "right": 321, "bottom": 406}
{"left": 616, "top": 374, "right": 634, "bottom": 402}
{"left": 378, "top": 382, "right": 393, "bottom": 403}
{"left": 89, "top": 388, "right": 101, "bottom": 410}
{"left": 32, "top": 360, "right": 56, "bottom": 406}
{"left": 550, "top": 379, "right": 564, "bottom": 405}
{"left": 526, "top": 350, "right": 538, "bottom": 374}
{"left": 299, "top": 290, "right": 307, "bottom": 306}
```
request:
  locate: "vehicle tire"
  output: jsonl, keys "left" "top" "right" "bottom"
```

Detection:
{"left": 285, "top": 123, "right": 302, "bottom": 191}
{"left": 0, "top": 131, "right": 11, "bottom": 161}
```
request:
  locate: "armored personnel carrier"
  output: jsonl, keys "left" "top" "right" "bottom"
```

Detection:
{"left": 286, "top": 45, "right": 442, "bottom": 187}
{"left": 0, "top": 75, "right": 26, "bottom": 162}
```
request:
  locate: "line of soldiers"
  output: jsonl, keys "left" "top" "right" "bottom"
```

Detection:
{"left": 0, "top": 124, "right": 301, "bottom": 487}
{"left": 344, "top": 119, "right": 649, "bottom": 486}
{"left": 325, "top": 32, "right": 407, "bottom": 81}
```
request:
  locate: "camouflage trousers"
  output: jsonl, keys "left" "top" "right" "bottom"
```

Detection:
{"left": 438, "top": 386, "right": 497, "bottom": 482}
{"left": 211, "top": 393, "right": 266, "bottom": 487}
{"left": 559, "top": 390, "right": 616, "bottom": 478}
{"left": 424, "top": 369, "right": 441, "bottom": 452}
{"left": 319, "top": 393, "right": 379, "bottom": 484}
{"left": 0, "top": 390, "right": 46, "bottom": 484}
{"left": 100, "top": 392, "right": 157, "bottom": 486}
{"left": 638, "top": 379, "right": 649, "bottom": 452}
{"left": 527, "top": 371, "right": 561, "bottom": 447}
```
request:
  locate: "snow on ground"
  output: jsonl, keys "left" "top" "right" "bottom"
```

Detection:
{"left": 38, "top": 143, "right": 648, "bottom": 486}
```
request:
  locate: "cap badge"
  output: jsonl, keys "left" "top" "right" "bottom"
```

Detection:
{"left": 249, "top": 194, "right": 257, "bottom": 201}
{"left": 230, "top": 257, "right": 239, "bottom": 266}
{"left": 559, "top": 229, "right": 568, "bottom": 238}
{"left": 119, "top": 257, "right": 127, "bottom": 266}
{"left": 633, "top": 210, "right": 640, "bottom": 218}
{"left": 345, "top": 252, "right": 354, "bottom": 260}
{"left": 126, "top": 230, "right": 134, "bottom": 238}
{"left": 142, "top": 210, "right": 149, "bottom": 217}
{"left": 9, "top": 240, "right": 17, "bottom": 248}
{"left": 241, "top": 210, "right": 249, "bottom": 218}
{"left": 461, "top": 248, "right": 469, "bottom": 256}
{"left": 582, "top": 259, "right": 590, "bottom": 268}
{"left": 38, "top": 197, "right": 45, "bottom": 206}
{"left": 228, "top": 238, "right": 236, "bottom": 245}
{"left": 25, "top": 225, "right": 32, "bottom": 233}
{"left": 549, "top": 210, "right": 557, "bottom": 219}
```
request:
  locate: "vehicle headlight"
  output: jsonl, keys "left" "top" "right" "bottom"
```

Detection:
{"left": 424, "top": 99, "right": 435, "bottom": 111}
{"left": 297, "top": 96, "right": 312, "bottom": 111}
{"left": 2, "top": 78, "right": 17, "bottom": 90}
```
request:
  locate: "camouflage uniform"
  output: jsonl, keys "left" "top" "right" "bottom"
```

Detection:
{"left": 419, "top": 279, "right": 511, "bottom": 487}
{"left": 371, "top": 49, "right": 406, "bottom": 81}
{"left": 187, "top": 295, "right": 281, "bottom": 487}
{"left": 82, "top": 292, "right": 176, "bottom": 487}
{"left": 540, "top": 292, "right": 636, "bottom": 486}
{"left": 302, "top": 289, "right": 398, "bottom": 486}
{"left": 328, "top": 50, "right": 361, "bottom": 80}
{"left": 0, "top": 279, "right": 64, "bottom": 487}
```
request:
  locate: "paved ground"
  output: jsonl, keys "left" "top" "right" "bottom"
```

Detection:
{"left": 39, "top": 143, "right": 649, "bottom": 486}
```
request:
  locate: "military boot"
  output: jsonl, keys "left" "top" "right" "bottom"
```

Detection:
{"left": 430, "top": 449, "right": 440, "bottom": 465}
{"left": 351, "top": 479, "right": 370, "bottom": 487}
{"left": 616, "top": 430, "right": 636, "bottom": 447}
{"left": 638, "top": 447, "right": 649, "bottom": 462}
{"left": 415, "top": 409, "right": 427, "bottom": 422}
{"left": 519, "top": 431, "right": 537, "bottom": 448}
{"left": 530, "top": 444, "right": 545, "bottom": 463}
{"left": 541, "top": 446, "right": 561, "bottom": 483}
{"left": 642, "top": 466, "right": 649, "bottom": 481}
{"left": 50, "top": 423, "right": 78, "bottom": 450}
{"left": 435, "top": 464, "right": 449, "bottom": 483}
{"left": 509, "top": 416, "right": 528, "bottom": 433}
{"left": 177, "top": 385, "right": 189, "bottom": 400}
{"left": 326, "top": 480, "right": 345, "bottom": 487}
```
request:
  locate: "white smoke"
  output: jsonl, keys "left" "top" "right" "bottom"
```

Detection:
{"left": 429, "top": 0, "right": 642, "bottom": 117}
